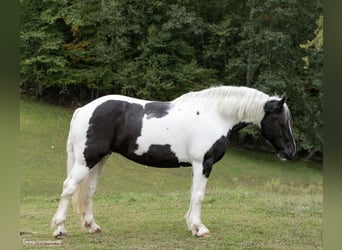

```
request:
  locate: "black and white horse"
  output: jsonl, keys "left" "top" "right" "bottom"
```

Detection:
{"left": 51, "top": 86, "right": 296, "bottom": 238}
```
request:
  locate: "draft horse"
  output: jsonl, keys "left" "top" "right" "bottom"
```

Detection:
{"left": 51, "top": 86, "right": 296, "bottom": 238}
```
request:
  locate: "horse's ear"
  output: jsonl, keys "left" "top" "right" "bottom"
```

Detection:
{"left": 264, "top": 93, "right": 286, "bottom": 113}
{"left": 279, "top": 92, "right": 286, "bottom": 106}
{"left": 275, "top": 92, "right": 286, "bottom": 112}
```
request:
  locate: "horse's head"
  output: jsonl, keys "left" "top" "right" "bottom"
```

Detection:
{"left": 261, "top": 93, "right": 296, "bottom": 161}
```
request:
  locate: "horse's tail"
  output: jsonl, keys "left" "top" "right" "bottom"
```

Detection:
{"left": 66, "top": 108, "right": 89, "bottom": 215}
{"left": 72, "top": 177, "right": 88, "bottom": 215}
{"left": 66, "top": 108, "right": 80, "bottom": 175}
{"left": 66, "top": 132, "right": 75, "bottom": 176}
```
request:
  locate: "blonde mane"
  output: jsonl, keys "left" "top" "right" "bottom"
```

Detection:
{"left": 174, "top": 86, "right": 279, "bottom": 125}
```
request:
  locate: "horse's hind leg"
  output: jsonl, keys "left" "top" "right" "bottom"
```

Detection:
{"left": 51, "top": 162, "right": 89, "bottom": 238}
{"left": 73, "top": 156, "right": 108, "bottom": 233}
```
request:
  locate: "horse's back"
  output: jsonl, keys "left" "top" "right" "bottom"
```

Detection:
{"left": 67, "top": 93, "right": 232, "bottom": 169}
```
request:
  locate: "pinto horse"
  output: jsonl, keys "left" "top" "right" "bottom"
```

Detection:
{"left": 51, "top": 86, "right": 296, "bottom": 238}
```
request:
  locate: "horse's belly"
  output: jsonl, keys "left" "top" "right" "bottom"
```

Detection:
{"left": 123, "top": 144, "right": 191, "bottom": 168}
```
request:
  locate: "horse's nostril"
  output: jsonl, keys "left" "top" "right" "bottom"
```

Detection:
{"left": 277, "top": 153, "right": 287, "bottom": 161}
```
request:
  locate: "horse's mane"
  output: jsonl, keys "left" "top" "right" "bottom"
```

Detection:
{"left": 174, "top": 86, "right": 280, "bottom": 124}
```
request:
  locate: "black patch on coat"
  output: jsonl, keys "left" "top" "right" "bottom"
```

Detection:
{"left": 145, "top": 102, "right": 171, "bottom": 119}
{"left": 202, "top": 122, "right": 249, "bottom": 178}
{"left": 128, "top": 144, "right": 191, "bottom": 168}
{"left": 227, "top": 122, "right": 249, "bottom": 139}
{"left": 261, "top": 100, "right": 287, "bottom": 151}
{"left": 84, "top": 100, "right": 187, "bottom": 169}
{"left": 84, "top": 100, "right": 145, "bottom": 168}
{"left": 261, "top": 100, "right": 296, "bottom": 160}
{"left": 202, "top": 136, "right": 228, "bottom": 178}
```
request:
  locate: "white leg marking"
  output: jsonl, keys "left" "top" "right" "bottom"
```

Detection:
{"left": 75, "top": 157, "right": 107, "bottom": 234}
{"left": 51, "top": 162, "right": 89, "bottom": 238}
{"left": 186, "top": 162, "right": 210, "bottom": 237}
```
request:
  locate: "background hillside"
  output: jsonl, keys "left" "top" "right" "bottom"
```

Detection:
{"left": 20, "top": 100, "right": 322, "bottom": 249}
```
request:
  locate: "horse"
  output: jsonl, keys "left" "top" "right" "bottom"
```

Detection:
{"left": 51, "top": 86, "right": 296, "bottom": 238}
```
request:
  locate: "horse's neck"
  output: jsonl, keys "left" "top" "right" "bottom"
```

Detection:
{"left": 217, "top": 92, "right": 268, "bottom": 126}
{"left": 174, "top": 87, "right": 269, "bottom": 126}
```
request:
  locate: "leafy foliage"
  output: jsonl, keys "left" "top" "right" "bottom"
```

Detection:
{"left": 20, "top": 0, "right": 323, "bottom": 160}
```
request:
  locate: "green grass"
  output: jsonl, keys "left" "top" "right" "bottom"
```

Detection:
{"left": 20, "top": 99, "right": 322, "bottom": 249}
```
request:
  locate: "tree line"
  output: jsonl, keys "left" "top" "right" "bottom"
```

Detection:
{"left": 20, "top": 0, "right": 323, "bottom": 161}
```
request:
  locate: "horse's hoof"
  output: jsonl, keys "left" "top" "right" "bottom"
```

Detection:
{"left": 200, "top": 232, "right": 211, "bottom": 238}
{"left": 54, "top": 231, "right": 67, "bottom": 239}
{"left": 191, "top": 224, "right": 210, "bottom": 238}
{"left": 89, "top": 227, "right": 101, "bottom": 234}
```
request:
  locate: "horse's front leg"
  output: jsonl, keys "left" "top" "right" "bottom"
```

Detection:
{"left": 186, "top": 161, "right": 211, "bottom": 237}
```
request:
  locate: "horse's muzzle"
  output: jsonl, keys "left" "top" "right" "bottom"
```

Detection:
{"left": 277, "top": 150, "right": 295, "bottom": 161}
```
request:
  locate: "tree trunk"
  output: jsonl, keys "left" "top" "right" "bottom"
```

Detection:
{"left": 246, "top": 1, "right": 255, "bottom": 86}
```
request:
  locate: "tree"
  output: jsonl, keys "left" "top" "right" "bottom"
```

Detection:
{"left": 300, "top": 15, "right": 323, "bottom": 69}
{"left": 297, "top": 15, "right": 323, "bottom": 159}
{"left": 20, "top": 0, "right": 323, "bottom": 160}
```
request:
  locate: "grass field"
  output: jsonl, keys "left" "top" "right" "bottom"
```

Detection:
{"left": 20, "top": 100, "right": 323, "bottom": 249}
